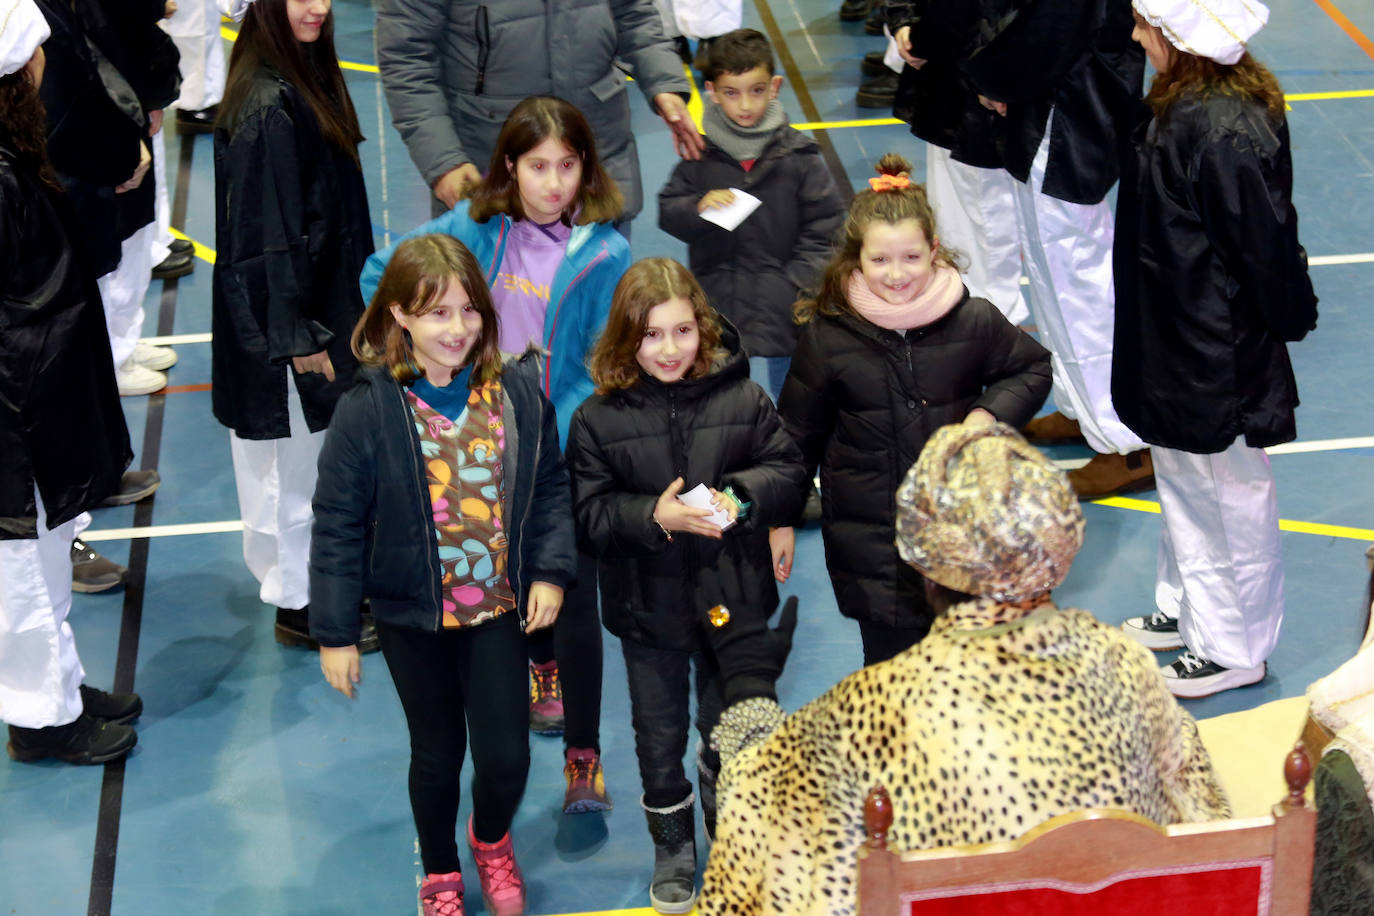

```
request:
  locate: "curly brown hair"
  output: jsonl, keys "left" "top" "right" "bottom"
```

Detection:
{"left": 794, "top": 153, "right": 962, "bottom": 324}
{"left": 0, "top": 66, "right": 60, "bottom": 191}
{"left": 1137, "top": 17, "right": 1285, "bottom": 121}
{"left": 588, "top": 258, "right": 726, "bottom": 393}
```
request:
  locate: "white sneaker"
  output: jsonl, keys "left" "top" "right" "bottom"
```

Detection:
{"left": 116, "top": 360, "right": 167, "bottom": 396}
{"left": 1160, "top": 649, "right": 1265, "bottom": 698}
{"left": 1122, "top": 610, "right": 1184, "bottom": 650}
{"left": 132, "top": 340, "right": 177, "bottom": 371}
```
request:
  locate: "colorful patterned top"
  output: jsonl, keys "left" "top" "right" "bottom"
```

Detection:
{"left": 407, "top": 379, "right": 516, "bottom": 628}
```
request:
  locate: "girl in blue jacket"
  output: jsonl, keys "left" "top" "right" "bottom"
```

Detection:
{"left": 361, "top": 97, "right": 627, "bottom": 813}
{"left": 313, "top": 235, "right": 576, "bottom": 916}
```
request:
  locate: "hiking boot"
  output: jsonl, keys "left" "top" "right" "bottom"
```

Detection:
{"left": 1021, "top": 411, "right": 1086, "bottom": 444}
{"left": 7, "top": 711, "right": 137, "bottom": 764}
{"left": 861, "top": 49, "right": 888, "bottom": 77}
{"left": 79, "top": 684, "right": 143, "bottom": 725}
{"left": 420, "top": 871, "right": 465, "bottom": 916}
{"left": 275, "top": 606, "right": 379, "bottom": 653}
{"left": 1161, "top": 649, "right": 1265, "bottom": 698}
{"left": 644, "top": 795, "right": 697, "bottom": 914}
{"left": 563, "top": 747, "right": 612, "bottom": 814}
{"left": 1122, "top": 610, "right": 1184, "bottom": 650}
{"left": 71, "top": 538, "right": 127, "bottom": 593}
{"left": 97, "top": 468, "right": 161, "bottom": 506}
{"left": 467, "top": 818, "right": 526, "bottom": 916}
{"left": 855, "top": 71, "right": 898, "bottom": 109}
{"left": 1066, "top": 449, "right": 1154, "bottom": 500}
{"left": 528, "top": 660, "right": 565, "bottom": 735}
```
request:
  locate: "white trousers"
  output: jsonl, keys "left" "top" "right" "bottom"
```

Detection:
{"left": 162, "top": 0, "right": 225, "bottom": 111}
{"left": 229, "top": 380, "right": 324, "bottom": 610}
{"left": 150, "top": 125, "right": 173, "bottom": 265}
{"left": 0, "top": 490, "right": 85, "bottom": 729}
{"left": 926, "top": 144, "right": 1027, "bottom": 325}
{"left": 1154, "top": 439, "right": 1285, "bottom": 670}
{"left": 1009, "top": 114, "right": 1143, "bottom": 455}
{"left": 97, "top": 221, "right": 156, "bottom": 369}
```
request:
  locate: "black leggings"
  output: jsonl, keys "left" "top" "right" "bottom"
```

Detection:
{"left": 527, "top": 549, "right": 602, "bottom": 750}
{"left": 379, "top": 613, "right": 529, "bottom": 875}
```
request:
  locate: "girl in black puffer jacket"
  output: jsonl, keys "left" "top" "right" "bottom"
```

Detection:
{"left": 566, "top": 258, "right": 805, "bottom": 915}
{"left": 776, "top": 154, "right": 1052, "bottom": 669}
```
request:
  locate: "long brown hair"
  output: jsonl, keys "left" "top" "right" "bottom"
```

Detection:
{"left": 795, "top": 153, "right": 961, "bottom": 323}
{"left": 0, "top": 65, "right": 60, "bottom": 190}
{"left": 352, "top": 235, "right": 504, "bottom": 385}
{"left": 467, "top": 96, "right": 623, "bottom": 226}
{"left": 218, "top": 0, "right": 364, "bottom": 164}
{"left": 1138, "top": 18, "right": 1285, "bottom": 121}
{"left": 588, "top": 258, "right": 726, "bottom": 393}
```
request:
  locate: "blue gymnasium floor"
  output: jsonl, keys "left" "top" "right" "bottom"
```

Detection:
{"left": 4, "top": 0, "right": 1374, "bottom": 913}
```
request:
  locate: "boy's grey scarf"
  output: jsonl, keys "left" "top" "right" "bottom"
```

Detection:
{"left": 703, "top": 99, "right": 788, "bottom": 164}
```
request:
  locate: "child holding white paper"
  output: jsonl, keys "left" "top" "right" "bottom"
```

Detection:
{"left": 658, "top": 29, "right": 844, "bottom": 400}
{"left": 565, "top": 258, "right": 805, "bottom": 913}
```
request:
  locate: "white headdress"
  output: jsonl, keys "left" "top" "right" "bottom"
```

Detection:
{"left": 1133, "top": 0, "right": 1269, "bottom": 65}
{"left": 0, "top": 0, "right": 49, "bottom": 79}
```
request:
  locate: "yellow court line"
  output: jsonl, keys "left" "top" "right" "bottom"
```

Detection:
{"left": 1093, "top": 496, "right": 1374, "bottom": 542}
{"left": 169, "top": 227, "right": 216, "bottom": 265}
{"left": 794, "top": 116, "right": 903, "bottom": 131}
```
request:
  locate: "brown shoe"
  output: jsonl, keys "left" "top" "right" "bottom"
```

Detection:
{"left": 1067, "top": 449, "right": 1154, "bottom": 500}
{"left": 1021, "top": 411, "right": 1086, "bottom": 444}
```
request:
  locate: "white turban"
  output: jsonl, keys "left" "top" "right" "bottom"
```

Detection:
{"left": 1133, "top": 0, "right": 1269, "bottom": 65}
{"left": 0, "top": 0, "right": 49, "bottom": 79}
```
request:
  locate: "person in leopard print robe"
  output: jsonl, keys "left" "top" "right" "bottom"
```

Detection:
{"left": 699, "top": 421, "right": 1231, "bottom": 915}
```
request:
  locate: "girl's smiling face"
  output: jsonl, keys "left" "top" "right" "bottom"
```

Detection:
{"left": 391, "top": 279, "right": 483, "bottom": 385}
{"left": 859, "top": 218, "right": 939, "bottom": 305}
{"left": 509, "top": 136, "right": 583, "bottom": 223}
{"left": 287, "top": 0, "right": 330, "bottom": 43}
{"left": 636, "top": 297, "right": 699, "bottom": 384}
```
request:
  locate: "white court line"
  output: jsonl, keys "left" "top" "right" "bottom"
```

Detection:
{"left": 81, "top": 520, "right": 243, "bottom": 542}
{"left": 1051, "top": 436, "right": 1374, "bottom": 471}
{"left": 141, "top": 332, "right": 213, "bottom": 345}
{"left": 1308, "top": 253, "right": 1374, "bottom": 266}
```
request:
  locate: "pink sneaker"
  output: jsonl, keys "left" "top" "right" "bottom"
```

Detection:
{"left": 528, "top": 660, "right": 564, "bottom": 735}
{"left": 419, "top": 871, "right": 465, "bottom": 916}
{"left": 467, "top": 818, "right": 526, "bottom": 916}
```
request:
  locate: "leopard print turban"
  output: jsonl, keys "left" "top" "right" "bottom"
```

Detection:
{"left": 896, "top": 421, "right": 1084, "bottom": 602}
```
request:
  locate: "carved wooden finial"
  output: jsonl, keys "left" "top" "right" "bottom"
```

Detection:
{"left": 865, "top": 785, "right": 893, "bottom": 850}
{"left": 1285, "top": 742, "right": 1312, "bottom": 807}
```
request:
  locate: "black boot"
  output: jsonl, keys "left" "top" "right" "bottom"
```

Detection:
{"left": 7, "top": 711, "right": 137, "bottom": 764}
{"left": 276, "top": 606, "right": 380, "bottom": 654}
{"left": 856, "top": 71, "right": 899, "bottom": 109}
{"left": 861, "top": 49, "right": 889, "bottom": 77}
{"left": 697, "top": 747, "right": 718, "bottom": 841}
{"left": 79, "top": 684, "right": 143, "bottom": 725}
{"left": 643, "top": 794, "right": 697, "bottom": 914}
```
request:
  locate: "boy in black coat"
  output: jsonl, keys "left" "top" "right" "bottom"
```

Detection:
{"left": 658, "top": 29, "right": 845, "bottom": 400}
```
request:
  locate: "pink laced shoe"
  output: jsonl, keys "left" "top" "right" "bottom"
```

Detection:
{"left": 467, "top": 818, "right": 526, "bottom": 916}
{"left": 419, "top": 871, "right": 464, "bottom": 916}
{"left": 528, "top": 660, "right": 564, "bottom": 735}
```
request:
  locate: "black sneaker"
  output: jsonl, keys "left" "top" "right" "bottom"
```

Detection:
{"left": 856, "top": 72, "right": 898, "bottom": 109}
{"left": 1161, "top": 650, "right": 1265, "bottom": 699}
{"left": 276, "top": 606, "right": 380, "bottom": 654}
{"left": 1121, "top": 610, "right": 1184, "bottom": 650}
{"left": 861, "top": 50, "right": 889, "bottom": 77}
{"left": 71, "top": 538, "right": 127, "bottom": 593}
{"left": 98, "top": 468, "right": 161, "bottom": 507}
{"left": 7, "top": 711, "right": 137, "bottom": 764}
{"left": 79, "top": 684, "right": 143, "bottom": 725}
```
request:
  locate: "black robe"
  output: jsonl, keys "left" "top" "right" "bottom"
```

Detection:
{"left": 211, "top": 68, "right": 374, "bottom": 440}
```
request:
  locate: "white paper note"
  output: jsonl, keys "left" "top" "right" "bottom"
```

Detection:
{"left": 677, "top": 483, "right": 735, "bottom": 531}
{"left": 698, "top": 188, "right": 762, "bottom": 232}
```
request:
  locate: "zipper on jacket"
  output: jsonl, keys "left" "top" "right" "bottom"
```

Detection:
{"left": 510, "top": 374, "right": 543, "bottom": 632}
{"left": 395, "top": 382, "right": 445, "bottom": 632}
{"left": 543, "top": 244, "right": 611, "bottom": 398}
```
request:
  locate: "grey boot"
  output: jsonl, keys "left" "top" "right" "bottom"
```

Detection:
{"left": 697, "top": 744, "right": 718, "bottom": 842}
{"left": 642, "top": 794, "right": 697, "bottom": 914}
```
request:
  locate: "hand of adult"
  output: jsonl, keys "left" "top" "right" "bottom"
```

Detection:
{"left": 654, "top": 93, "right": 705, "bottom": 161}
{"left": 148, "top": 109, "right": 163, "bottom": 137}
{"left": 769, "top": 526, "right": 794, "bottom": 584}
{"left": 115, "top": 141, "right": 152, "bottom": 194}
{"left": 654, "top": 476, "right": 721, "bottom": 539}
{"left": 524, "top": 581, "right": 565, "bottom": 633}
{"left": 320, "top": 645, "right": 361, "bottom": 698}
{"left": 978, "top": 95, "right": 1008, "bottom": 117}
{"left": 292, "top": 351, "right": 336, "bottom": 382}
{"left": 894, "top": 26, "right": 927, "bottom": 69}
{"left": 434, "top": 163, "right": 481, "bottom": 209}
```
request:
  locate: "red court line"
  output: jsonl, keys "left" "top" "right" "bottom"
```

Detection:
{"left": 160, "top": 383, "right": 213, "bottom": 394}
{"left": 1314, "top": 0, "right": 1374, "bottom": 59}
